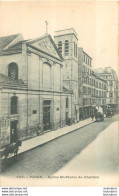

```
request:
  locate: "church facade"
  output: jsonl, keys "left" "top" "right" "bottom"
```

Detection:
{"left": 0, "top": 34, "right": 73, "bottom": 147}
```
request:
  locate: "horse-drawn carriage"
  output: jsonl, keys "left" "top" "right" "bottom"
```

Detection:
{"left": 106, "top": 106, "right": 113, "bottom": 117}
{"left": 95, "top": 110, "right": 104, "bottom": 121}
{"left": 0, "top": 139, "right": 22, "bottom": 172}
{"left": 92, "top": 106, "right": 104, "bottom": 122}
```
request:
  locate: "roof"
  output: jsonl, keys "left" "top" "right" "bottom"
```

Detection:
{"left": 0, "top": 34, "right": 19, "bottom": 53}
{"left": 63, "top": 86, "right": 73, "bottom": 93}
{"left": 92, "top": 71, "right": 106, "bottom": 83}
{"left": 0, "top": 73, "right": 27, "bottom": 89}
{"left": 0, "top": 34, "right": 24, "bottom": 55}
{"left": 26, "top": 34, "right": 64, "bottom": 61}
{"left": 83, "top": 50, "right": 92, "bottom": 60}
{"left": 0, "top": 33, "right": 63, "bottom": 62}
{"left": 54, "top": 28, "right": 78, "bottom": 40}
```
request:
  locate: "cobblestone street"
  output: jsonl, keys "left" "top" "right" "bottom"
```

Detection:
{"left": 1, "top": 115, "right": 118, "bottom": 178}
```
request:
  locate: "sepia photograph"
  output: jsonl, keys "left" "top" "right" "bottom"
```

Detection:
{"left": 0, "top": 1, "right": 118, "bottom": 187}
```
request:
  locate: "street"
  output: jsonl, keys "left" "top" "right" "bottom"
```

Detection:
{"left": 1, "top": 115, "right": 118, "bottom": 178}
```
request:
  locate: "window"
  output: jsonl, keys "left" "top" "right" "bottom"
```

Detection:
{"left": 8, "top": 62, "right": 18, "bottom": 80}
{"left": 94, "top": 80, "right": 95, "bottom": 86}
{"left": 88, "top": 58, "right": 89, "bottom": 65}
{"left": 83, "top": 98, "right": 85, "bottom": 106}
{"left": 65, "top": 40, "right": 69, "bottom": 56}
{"left": 99, "top": 91, "right": 101, "bottom": 97}
{"left": 84, "top": 66, "right": 86, "bottom": 73}
{"left": 97, "top": 90, "right": 98, "bottom": 96}
{"left": 96, "top": 81, "right": 98, "bottom": 88}
{"left": 90, "top": 98, "right": 91, "bottom": 105}
{"left": 84, "top": 55, "right": 85, "bottom": 62}
{"left": 86, "top": 56, "right": 87, "bottom": 64}
{"left": 109, "top": 92, "right": 113, "bottom": 97}
{"left": 11, "top": 96, "right": 18, "bottom": 114}
{"left": 58, "top": 41, "right": 62, "bottom": 54}
{"left": 110, "top": 81, "right": 112, "bottom": 86}
{"left": 83, "top": 86, "right": 85, "bottom": 93}
{"left": 83, "top": 65, "right": 85, "bottom": 72}
{"left": 43, "top": 100, "right": 51, "bottom": 106}
{"left": 85, "top": 98, "right": 87, "bottom": 105}
{"left": 76, "top": 43, "right": 77, "bottom": 57}
{"left": 86, "top": 78, "right": 88, "bottom": 84}
{"left": 94, "top": 89, "right": 96, "bottom": 95}
{"left": 83, "top": 86, "right": 87, "bottom": 94}
{"left": 66, "top": 97, "right": 69, "bottom": 108}
{"left": 92, "top": 79, "right": 93, "bottom": 85}
{"left": 90, "top": 59, "right": 91, "bottom": 66}
{"left": 33, "top": 110, "right": 37, "bottom": 114}
{"left": 74, "top": 42, "right": 75, "bottom": 56}
{"left": 43, "top": 62, "right": 51, "bottom": 89}
{"left": 88, "top": 87, "right": 91, "bottom": 94}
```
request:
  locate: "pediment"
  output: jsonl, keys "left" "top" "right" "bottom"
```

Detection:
{"left": 28, "top": 35, "right": 62, "bottom": 61}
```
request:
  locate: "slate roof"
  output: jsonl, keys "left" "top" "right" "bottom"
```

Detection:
{"left": 0, "top": 34, "right": 20, "bottom": 54}
{"left": 0, "top": 73, "right": 27, "bottom": 89}
{"left": 0, "top": 33, "right": 63, "bottom": 62}
{"left": 63, "top": 86, "right": 73, "bottom": 94}
{"left": 1, "top": 41, "right": 22, "bottom": 55}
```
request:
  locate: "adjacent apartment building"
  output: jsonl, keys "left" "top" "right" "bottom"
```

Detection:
{"left": 94, "top": 67, "right": 118, "bottom": 110}
{"left": 78, "top": 48, "right": 107, "bottom": 119}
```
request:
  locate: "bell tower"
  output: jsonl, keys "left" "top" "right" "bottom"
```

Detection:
{"left": 54, "top": 28, "right": 79, "bottom": 122}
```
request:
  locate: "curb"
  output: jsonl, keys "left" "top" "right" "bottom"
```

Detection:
{"left": 18, "top": 120, "right": 95, "bottom": 155}
{"left": 2, "top": 120, "right": 95, "bottom": 161}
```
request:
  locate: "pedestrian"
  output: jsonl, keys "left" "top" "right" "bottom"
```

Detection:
{"left": 91, "top": 106, "right": 95, "bottom": 120}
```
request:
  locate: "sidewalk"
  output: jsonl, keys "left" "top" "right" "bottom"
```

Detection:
{"left": 18, "top": 118, "right": 94, "bottom": 155}
{"left": 54, "top": 120, "right": 119, "bottom": 186}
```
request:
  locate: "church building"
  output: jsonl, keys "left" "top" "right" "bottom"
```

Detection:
{"left": 0, "top": 33, "right": 73, "bottom": 147}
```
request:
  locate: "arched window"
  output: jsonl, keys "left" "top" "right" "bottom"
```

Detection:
{"left": 43, "top": 62, "right": 51, "bottom": 89}
{"left": 11, "top": 96, "right": 18, "bottom": 114}
{"left": 58, "top": 41, "right": 62, "bottom": 54}
{"left": 8, "top": 62, "right": 18, "bottom": 80}
{"left": 65, "top": 40, "right": 69, "bottom": 56}
{"left": 74, "top": 42, "right": 75, "bottom": 56}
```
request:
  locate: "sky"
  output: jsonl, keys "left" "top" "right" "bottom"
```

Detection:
{"left": 0, "top": 1, "right": 118, "bottom": 74}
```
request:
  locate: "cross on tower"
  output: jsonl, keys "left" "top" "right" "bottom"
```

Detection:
{"left": 45, "top": 21, "right": 48, "bottom": 34}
